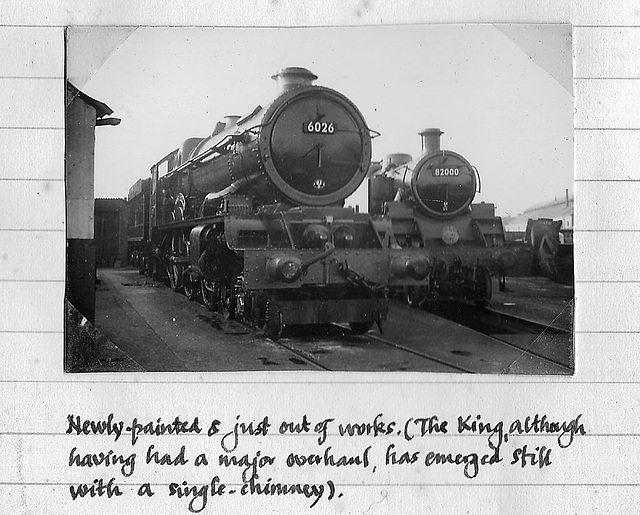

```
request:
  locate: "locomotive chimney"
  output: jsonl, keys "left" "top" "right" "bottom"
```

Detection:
{"left": 224, "top": 114, "right": 240, "bottom": 128}
{"left": 419, "top": 128, "right": 444, "bottom": 155}
{"left": 271, "top": 67, "right": 318, "bottom": 95}
{"left": 211, "top": 115, "right": 241, "bottom": 137}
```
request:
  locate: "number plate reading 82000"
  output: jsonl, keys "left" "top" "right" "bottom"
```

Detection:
{"left": 303, "top": 121, "right": 336, "bottom": 134}
{"left": 432, "top": 168, "right": 460, "bottom": 177}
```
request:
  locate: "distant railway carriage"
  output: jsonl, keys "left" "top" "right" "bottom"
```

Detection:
{"left": 126, "top": 178, "right": 151, "bottom": 269}
{"left": 368, "top": 128, "right": 515, "bottom": 306}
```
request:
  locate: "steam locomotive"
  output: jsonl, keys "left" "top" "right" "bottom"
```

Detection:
{"left": 368, "top": 128, "right": 516, "bottom": 307}
{"left": 127, "top": 67, "right": 431, "bottom": 338}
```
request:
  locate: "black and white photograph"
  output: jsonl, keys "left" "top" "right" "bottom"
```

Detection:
{"left": 8, "top": 5, "right": 640, "bottom": 513}
{"left": 65, "top": 25, "right": 574, "bottom": 374}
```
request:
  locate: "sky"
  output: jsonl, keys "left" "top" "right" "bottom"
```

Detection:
{"left": 74, "top": 25, "right": 573, "bottom": 217}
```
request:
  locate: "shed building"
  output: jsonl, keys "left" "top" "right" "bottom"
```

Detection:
{"left": 65, "top": 82, "right": 120, "bottom": 368}
{"left": 94, "top": 198, "right": 129, "bottom": 267}
{"left": 505, "top": 192, "right": 574, "bottom": 242}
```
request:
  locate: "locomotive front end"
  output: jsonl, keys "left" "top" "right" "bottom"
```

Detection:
{"left": 256, "top": 67, "right": 372, "bottom": 206}
{"left": 138, "top": 67, "right": 396, "bottom": 337}
{"left": 368, "top": 127, "right": 516, "bottom": 306}
{"left": 410, "top": 129, "right": 478, "bottom": 219}
{"left": 190, "top": 68, "right": 386, "bottom": 336}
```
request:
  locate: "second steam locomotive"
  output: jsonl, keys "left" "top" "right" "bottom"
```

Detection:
{"left": 128, "top": 67, "right": 430, "bottom": 338}
{"left": 368, "top": 128, "right": 516, "bottom": 307}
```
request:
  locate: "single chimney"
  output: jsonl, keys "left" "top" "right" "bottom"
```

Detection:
{"left": 419, "top": 128, "right": 443, "bottom": 155}
{"left": 271, "top": 67, "right": 318, "bottom": 95}
{"left": 224, "top": 114, "right": 240, "bottom": 128}
{"left": 211, "top": 115, "right": 241, "bottom": 137}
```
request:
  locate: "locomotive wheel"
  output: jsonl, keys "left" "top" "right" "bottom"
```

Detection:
{"left": 219, "top": 284, "right": 236, "bottom": 320}
{"left": 234, "top": 290, "right": 252, "bottom": 322}
{"left": 183, "top": 270, "right": 197, "bottom": 301}
{"left": 405, "top": 286, "right": 423, "bottom": 308}
{"left": 168, "top": 234, "right": 187, "bottom": 293}
{"left": 349, "top": 321, "right": 373, "bottom": 334}
{"left": 265, "top": 311, "right": 284, "bottom": 340}
{"left": 200, "top": 279, "right": 217, "bottom": 310}
{"left": 167, "top": 264, "right": 182, "bottom": 292}
{"left": 474, "top": 266, "right": 492, "bottom": 308}
{"left": 252, "top": 293, "right": 267, "bottom": 328}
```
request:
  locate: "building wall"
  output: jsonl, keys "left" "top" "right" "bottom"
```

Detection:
{"left": 65, "top": 92, "right": 96, "bottom": 326}
{"left": 66, "top": 96, "right": 96, "bottom": 240}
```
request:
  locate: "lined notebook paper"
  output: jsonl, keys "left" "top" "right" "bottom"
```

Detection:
{"left": 1, "top": 2, "right": 639, "bottom": 513}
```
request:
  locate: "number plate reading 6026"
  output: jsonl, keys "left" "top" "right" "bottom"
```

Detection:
{"left": 303, "top": 121, "right": 336, "bottom": 134}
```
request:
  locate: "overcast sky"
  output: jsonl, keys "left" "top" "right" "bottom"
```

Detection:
{"left": 76, "top": 25, "right": 573, "bottom": 217}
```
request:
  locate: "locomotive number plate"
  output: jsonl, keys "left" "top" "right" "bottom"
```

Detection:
{"left": 303, "top": 121, "right": 336, "bottom": 134}
{"left": 433, "top": 168, "right": 460, "bottom": 177}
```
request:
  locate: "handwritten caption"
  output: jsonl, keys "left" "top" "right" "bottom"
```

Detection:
{"left": 66, "top": 412, "right": 586, "bottom": 511}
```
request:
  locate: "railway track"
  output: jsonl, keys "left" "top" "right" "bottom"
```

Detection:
{"left": 267, "top": 323, "right": 472, "bottom": 374}
{"left": 264, "top": 301, "right": 572, "bottom": 375}
{"left": 96, "top": 268, "right": 572, "bottom": 374}
{"left": 411, "top": 300, "right": 573, "bottom": 372}
{"left": 169, "top": 274, "right": 573, "bottom": 374}
{"left": 479, "top": 307, "right": 573, "bottom": 370}
{"left": 353, "top": 330, "right": 474, "bottom": 373}
{"left": 264, "top": 335, "right": 332, "bottom": 372}
{"left": 263, "top": 322, "right": 462, "bottom": 373}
